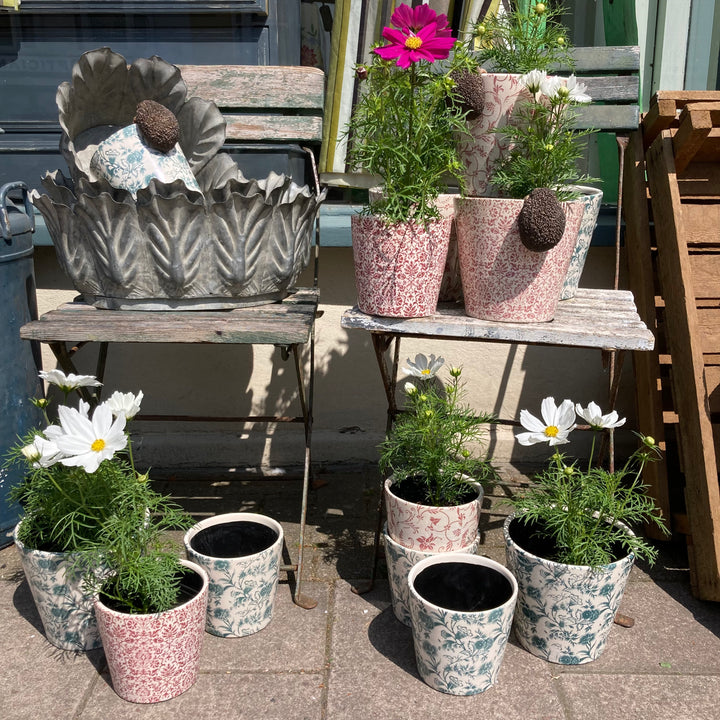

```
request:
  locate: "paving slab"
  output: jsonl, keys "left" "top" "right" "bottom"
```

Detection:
{"left": 327, "top": 580, "right": 566, "bottom": 720}
{"left": 556, "top": 673, "right": 720, "bottom": 720}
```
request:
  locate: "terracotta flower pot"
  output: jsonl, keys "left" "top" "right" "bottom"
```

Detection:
{"left": 561, "top": 186, "right": 604, "bottom": 300}
{"left": 456, "top": 73, "right": 531, "bottom": 198}
{"left": 455, "top": 195, "right": 585, "bottom": 322}
{"left": 384, "top": 477, "right": 483, "bottom": 552}
{"left": 94, "top": 559, "right": 209, "bottom": 703}
{"left": 351, "top": 214, "right": 451, "bottom": 318}
{"left": 504, "top": 515, "right": 635, "bottom": 664}
{"left": 408, "top": 553, "right": 518, "bottom": 695}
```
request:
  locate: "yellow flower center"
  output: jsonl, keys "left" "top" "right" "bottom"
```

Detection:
{"left": 421, "top": 368, "right": 431, "bottom": 375}
{"left": 544, "top": 425, "right": 559, "bottom": 438}
{"left": 405, "top": 35, "right": 423, "bottom": 50}
{"left": 91, "top": 438, "right": 106, "bottom": 452}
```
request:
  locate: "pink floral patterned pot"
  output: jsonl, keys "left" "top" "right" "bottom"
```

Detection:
{"left": 455, "top": 196, "right": 585, "bottom": 323}
{"left": 94, "top": 559, "right": 209, "bottom": 704}
{"left": 456, "top": 73, "right": 531, "bottom": 197}
{"left": 384, "top": 477, "right": 483, "bottom": 552}
{"left": 351, "top": 214, "right": 451, "bottom": 318}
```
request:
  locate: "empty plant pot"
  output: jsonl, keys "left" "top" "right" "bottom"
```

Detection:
{"left": 408, "top": 553, "right": 517, "bottom": 695}
{"left": 184, "top": 512, "right": 284, "bottom": 637}
{"left": 383, "top": 524, "right": 480, "bottom": 626}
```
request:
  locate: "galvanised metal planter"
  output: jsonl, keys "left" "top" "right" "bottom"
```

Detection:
{"left": 34, "top": 48, "right": 324, "bottom": 311}
{"left": 184, "top": 513, "right": 283, "bottom": 638}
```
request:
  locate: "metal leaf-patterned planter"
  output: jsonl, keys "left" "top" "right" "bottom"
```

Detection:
{"left": 34, "top": 48, "right": 325, "bottom": 310}
{"left": 408, "top": 553, "right": 518, "bottom": 695}
{"left": 184, "top": 513, "right": 283, "bottom": 638}
{"left": 504, "top": 514, "right": 635, "bottom": 664}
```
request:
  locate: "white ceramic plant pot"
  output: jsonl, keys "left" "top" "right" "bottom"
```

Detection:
{"left": 455, "top": 195, "right": 585, "bottom": 322}
{"left": 14, "top": 522, "right": 102, "bottom": 652}
{"left": 504, "top": 514, "right": 635, "bottom": 664}
{"left": 408, "top": 553, "right": 518, "bottom": 695}
{"left": 384, "top": 477, "right": 483, "bottom": 552}
{"left": 184, "top": 512, "right": 283, "bottom": 637}
{"left": 351, "top": 214, "right": 452, "bottom": 318}
{"left": 560, "top": 186, "right": 604, "bottom": 300}
{"left": 94, "top": 559, "right": 208, "bottom": 704}
{"left": 383, "top": 524, "right": 480, "bottom": 626}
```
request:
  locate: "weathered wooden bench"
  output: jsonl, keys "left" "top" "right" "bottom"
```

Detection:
{"left": 21, "top": 64, "right": 326, "bottom": 609}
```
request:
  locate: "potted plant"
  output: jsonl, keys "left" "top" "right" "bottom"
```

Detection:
{"left": 7, "top": 370, "right": 143, "bottom": 651}
{"left": 455, "top": 69, "right": 596, "bottom": 322}
{"left": 407, "top": 552, "right": 518, "bottom": 695}
{"left": 379, "top": 352, "right": 496, "bottom": 554}
{"left": 455, "top": 0, "right": 574, "bottom": 196}
{"left": 346, "top": 3, "right": 475, "bottom": 318}
{"left": 184, "top": 512, "right": 284, "bottom": 637}
{"left": 504, "top": 396, "right": 668, "bottom": 664}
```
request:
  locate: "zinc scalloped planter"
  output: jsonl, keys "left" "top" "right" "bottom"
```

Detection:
{"left": 560, "top": 186, "right": 604, "bottom": 300}
{"left": 455, "top": 195, "right": 585, "bottom": 322}
{"left": 184, "top": 512, "right": 283, "bottom": 638}
{"left": 408, "top": 553, "right": 518, "bottom": 695}
{"left": 383, "top": 524, "right": 480, "bottom": 626}
{"left": 384, "top": 477, "right": 483, "bottom": 552}
{"left": 456, "top": 73, "right": 531, "bottom": 198}
{"left": 504, "top": 514, "right": 635, "bottom": 665}
{"left": 351, "top": 214, "right": 451, "bottom": 318}
{"left": 94, "top": 559, "right": 208, "bottom": 704}
{"left": 13, "top": 522, "right": 102, "bottom": 652}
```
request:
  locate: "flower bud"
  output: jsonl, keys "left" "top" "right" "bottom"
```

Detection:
{"left": 534, "top": 2, "right": 546, "bottom": 14}
{"left": 449, "top": 366, "right": 462, "bottom": 378}
{"left": 21, "top": 444, "right": 41, "bottom": 462}
{"left": 644, "top": 436, "right": 656, "bottom": 448}
{"left": 355, "top": 65, "right": 368, "bottom": 81}
{"left": 404, "top": 382, "right": 417, "bottom": 395}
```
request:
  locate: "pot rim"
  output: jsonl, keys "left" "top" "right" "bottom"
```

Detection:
{"left": 183, "top": 512, "right": 284, "bottom": 560}
{"left": 384, "top": 476, "right": 483, "bottom": 511}
{"left": 503, "top": 513, "right": 635, "bottom": 570}
{"left": 408, "top": 552, "right": 518, "bottom": 615}
{"left": 13, "top": 520, "right": 80, "bottom": 559}
{"left": 94, "top": 558, "right": 208, "bottom": 618}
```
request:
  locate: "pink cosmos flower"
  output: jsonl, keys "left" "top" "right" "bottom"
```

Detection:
{"left": 374, "top": 3, "right": 456, "bottom": 68}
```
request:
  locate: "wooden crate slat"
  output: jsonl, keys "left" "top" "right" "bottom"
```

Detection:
{"left": 223, "top": 114, "right": 323, "bottom": 143}
{"left": 684, "top": 203, "right": 720, "bottom": 245}
{"left": 646, "top": 130, "right": 720, "bottom": 601}
{"left": 554, "top": 45, "right": 640, "bottom": 73}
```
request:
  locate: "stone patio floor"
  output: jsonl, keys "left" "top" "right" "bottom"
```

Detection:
{"left": 1, "top": 465, "right": 719, "bottom": 720}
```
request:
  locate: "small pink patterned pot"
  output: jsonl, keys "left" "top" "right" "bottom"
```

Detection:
{"left": 351, "top": 214, "right": 451, "bottom": 318}
{"left": 384, "top": 477, "right": 483, "bottom": 552}
{"left": 455, "top": 196, "right": 585, "bottom": 323}
{"left": 94, "top": 559, "right": 209, "bottom": 704}
{"left": 456, "top": 73, "right": 531, "bottom": 198}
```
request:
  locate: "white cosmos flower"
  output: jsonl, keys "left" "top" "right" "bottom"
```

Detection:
{"left": 520, "top": 69, "right": 547, "bottom": 96}
{"left": 39, "top": 369, "right": 102, "bottom": 393}
{"left": 565, "top": 75, "right": 592, "bottom": 103}
{"left": 404, "top": 382, "right": 418, "bottom": 396}
{"left": 540, "top": 74, "right": 564, "bottom": 100}
{"left": 516, "top": 397, "right": 576, "bottom": 446}
{"left": 21, "top": 435, "right": 64, "bottom": 468}
{"left": 402, "top": 353, "right": 445, "bottom": 379}
{"left": 575, "top": 401, "right": 626, "bottom": 430}
{"left": 77, "top": 399, "right": 91, "bottom": 418}
{"left": 106, "top": 390, "right": 144, "bottom": 420}
{"left": 52, "top": 403, "right": 127, "bottom": 473}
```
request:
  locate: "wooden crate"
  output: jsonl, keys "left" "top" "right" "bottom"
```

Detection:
{"left": 624, "top": 92, "right": 720, "bottom": 600}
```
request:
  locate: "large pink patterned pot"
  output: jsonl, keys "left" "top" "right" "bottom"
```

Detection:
{"left": 94, "top": 560, "right": 208, "bottom": 704}
{"left": 455, "top": 196, "right": 585, "bottom": 322}
{"left": 351, "top": 214, "right": 452, "bottom": 318}
{"left": 456, "top": 73, "right": 531, "bottom": 198}
{"left": 384, "top": 477, "right": 483, "bottom": 552}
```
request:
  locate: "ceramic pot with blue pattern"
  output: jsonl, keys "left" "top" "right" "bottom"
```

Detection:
{"left": 384, "top": 524, "right": 480, "bottom": 626}
{"left": 408, "top": 553, "right": 518, "bottom": 695}
{"left": 14, "top": 522, "right": 102, "bottom": 651}
{"left": 504, "top": 513, "right": 634, "bottom": 664}
{"left": 184, "top": 513, "right": 283, "bottom": 637}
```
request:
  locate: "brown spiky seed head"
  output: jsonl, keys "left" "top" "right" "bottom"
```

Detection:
{"left": 134, "top": 100, "right": 180, "bottom": 153}
{"left": 517, "top": 187, "right": 566, "bottom": 252}
{"left": 450, "top": 69, "right": 485, "bottom": 119}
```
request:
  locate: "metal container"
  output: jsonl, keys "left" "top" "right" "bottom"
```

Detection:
{"left": 0, "top": 181, "right": 44, "bottom": 545}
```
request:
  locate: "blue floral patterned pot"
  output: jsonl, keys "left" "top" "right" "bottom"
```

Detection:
{"left": 504, "top": 514, "right": 634, "bottom": 664}
{"left": 383, "top": 524, "right": 480, "bottom": 626}
{"left": 408, "top": 553, "right": 517, "bottom": 695}
{"left": 14, "top": 522, "right": 102, "bottom": 651}
{"left": 184, "top": 513, "right": 283, "bottom": 637}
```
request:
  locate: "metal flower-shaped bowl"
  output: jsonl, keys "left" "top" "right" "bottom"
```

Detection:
{"left": 34, "top": 48, "right": 325, "bottom": 310}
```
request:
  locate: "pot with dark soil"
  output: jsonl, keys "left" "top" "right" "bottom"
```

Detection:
{"left": 184, "top": 513, "right": 284, "bottom": 637}
{"left": 408, "top": 553, "right": 517, "bottom": 695}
